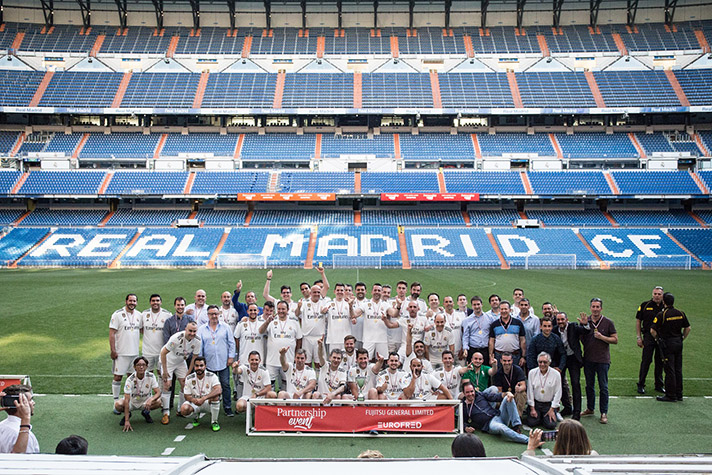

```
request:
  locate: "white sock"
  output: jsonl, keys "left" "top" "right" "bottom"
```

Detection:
{"left": 210, "top": 401, "right": 220, "bottom": 424}
{"left": 161, "top": 393, "right": 170, "bottom": 414}
{"left": 179, "top": 393, "right": 186, "bottom": 410}
{"left": 112, "top": 381, "right": 121, "bottom": 400}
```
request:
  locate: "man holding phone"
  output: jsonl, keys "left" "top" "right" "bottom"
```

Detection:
{"left": 0, "top": 385, "right": 38, "bottom": 454}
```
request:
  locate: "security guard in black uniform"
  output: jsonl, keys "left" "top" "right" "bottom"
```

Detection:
{"left": 635, "top": 286, "right": 665, "bottom": 394}
{"left": 651, "top": 292, "right": 691, "bottom": 402}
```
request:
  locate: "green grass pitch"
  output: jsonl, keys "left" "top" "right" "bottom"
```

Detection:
{"left": 1, "top": 267, "right": 711, "bottom": 457}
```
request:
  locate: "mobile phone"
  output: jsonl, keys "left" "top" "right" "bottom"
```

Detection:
{"left": 542, "top": 430, "right": 558, "bottom": 441}
{"left": 1, "top": 394, "right": 20, "bottom": 408}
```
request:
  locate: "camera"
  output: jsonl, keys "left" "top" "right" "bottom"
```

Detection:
{"left": 542, "top": 430, "right": 558, "bottom": 441}
{"left": 1, "top": 394, "right": 20, "bottom": 408}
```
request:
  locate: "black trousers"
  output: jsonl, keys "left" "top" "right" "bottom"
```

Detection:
{"left": 564, "top": 360, "right": 582, "bottom": 416}
{"left": 663, "top": 337, "right": 684, "bottom": 399}
{"left": 526, "top": 400, "right": 557, "bottom": 429}
{"left": 638, "top": 333, "right": 664, "bottom": 389}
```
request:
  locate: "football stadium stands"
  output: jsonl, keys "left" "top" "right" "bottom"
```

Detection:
{"left": 0, "top": 10, "right": 711, "bottom": 272}
{"left": 361, "top": 172, "right": 439, "bottom": 193}
{"left": 19, "top": 209, "right": 107, "bottom": 226}
{"left": 189, "top": 171, "right": 270, "bottom": 195}
{"left": 250, "top": 210, "right": 353, "bottom": 226}
{"left": 278, "top": 172, "right": 354, "bottom": 193}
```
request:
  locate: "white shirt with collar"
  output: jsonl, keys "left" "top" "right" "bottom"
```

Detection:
{"left": 0, "top": 415, "right": 39, "bottom": 454}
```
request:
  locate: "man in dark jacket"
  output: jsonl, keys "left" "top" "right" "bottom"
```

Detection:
{"left": 553, "top": 311, "right": 585, "bottom": 420}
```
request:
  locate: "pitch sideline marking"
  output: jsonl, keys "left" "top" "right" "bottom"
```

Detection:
{"left": 161, "top": 447, "right": 175, "bottom": 456}
{"left": 174, "top": 435, "right": 186, "bottom": 442}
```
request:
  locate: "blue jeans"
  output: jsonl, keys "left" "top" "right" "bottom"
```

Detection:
{"left": 484, "top": 388, "right": 528, "bottom": 444}
{"left": 211, "top": 367, "right": 232, "bottom": 413}
{"left": 583, "top": 361, "right": 610, "bottom": 414}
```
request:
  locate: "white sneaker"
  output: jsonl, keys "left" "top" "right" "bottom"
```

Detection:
{"left": 556, "top": 412, "right": 563, "bottom": 422}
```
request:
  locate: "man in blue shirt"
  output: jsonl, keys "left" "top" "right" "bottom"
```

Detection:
{"left": 199, "top": 305, "right": 236, "bottom": 417}
{"left": 461, "top": 296, "right": 495, "bottom": 365}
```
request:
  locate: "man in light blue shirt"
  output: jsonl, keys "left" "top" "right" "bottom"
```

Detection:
{"left": 199, "top": 305, "right": 236, "bottom": 417}
{"left": 462, "top": 296, "right": 496, "bottom": 365}
{"left": 518, "top": 298, "right": 541, "bottom": 363}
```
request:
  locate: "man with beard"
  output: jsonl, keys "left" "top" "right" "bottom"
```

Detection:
{"left": 180, "top": 357, "right": 222, "bottom": 432}
{"left": 393, "top": 300, "right": 431, "bottom": 362}
{"left": 435, "top": 350, "right": 469, "bottom": 399}
{"left": 462, "top": 351, "right": 497, "bottom": 393}
{"left": 442, "top": 296, "right": 465, "bottom": 363}
{"left": 262, "top": 269, "right": 299, "bottom": 316}
{"left": 553, "top": 311, "right": 584, "bottom": 420}
{"left": 485, "top": 294, "right": 501, "bottom": 320}
{"left": 260, "top": 300, "right": 303, "bottom": 386}
{"left": 185, "top": 289, "right": 208, "bottom": 326}
{"left": 461, "top": 381, "right": 527, "bottom": 443}
{"left": 140, "top": 294, "right": 171, "bottom": 376}
{"left": 110, "top": 294, "right": 141, "bottom": 412}
{"left": 340, "top": 335, "right": 358, "bottom": 372}
{"left": 405, "top": 326, "right": 434, "bottom": 374}
{"left": 375, "top": 352, "right": 409, "bottom": 400}
{"left": 402, "top": 358, "right": 452, "bottom": 401}
{"left": 219, "top": 291, "right": 238, "bottom": 335}
{"left": 492, "top": 352, "right": 527, "bottom": 415}
{"left": 351, "top": 283, "right": 399, "bottom": 361}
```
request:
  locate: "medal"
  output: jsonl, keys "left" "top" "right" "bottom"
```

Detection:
{"left": 478, "top": 330, "right": 483, "bottom": 335}
{"left": 467, "top": 418, "right": 472, "bottom": 424}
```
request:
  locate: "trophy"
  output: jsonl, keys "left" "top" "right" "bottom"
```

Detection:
{"left": 356, "top": 376, "right": 366, "bottom": 401}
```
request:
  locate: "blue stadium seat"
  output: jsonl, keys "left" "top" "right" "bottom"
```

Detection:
{"left": 668, "top": 228, "right": 712, "bottom": 264}
{"left": 361, "top": 172, "right": 439, "bottom": 193}
{"left": 282, "top": 74, "right": 353, "bottom": 108}
{"left": 39, "top": 72, "right": 123, "bottom": 107}
{"left": 218, "top": 226, "right": 312, "bottom": 267}
{"left": 121, "top": 73, "right": 200, "bottom": 108}
{"left": 193, "top": 209, "right": 247, "bottom": 226}
{"left": 0, "top": 228, "right": 51, "bottom": 265}
{"left": 79, "top": 133, "right": 160, "bottom": 159}
{"left": 361, "top": 73, "right": 433, "bottom": 108}
{"left": 610, "top": 170, "right": 702, "bottom": 195}
{"left": 105, "top": 209, "right": 191, "bottom": 227}
{"left": 478, "top": 134, "right": 555, "bottom": 157}
{"left": 0, "top": 169, "right": 21, "bottom": 195}
{"left": 404, "top": 227, "right": 501, "bottom": 267}
{"left": 439, "top": 73, "right": 514, "bottom": 108}
{"left": 609, "top": 209, "right": 700, "bottom": 227}
{"left": 17, "top": 227, "right": 137, "bottom": 267}
{"left": 0, "top": 71, "right": 46, "bottom": 106}
{"left": 555, "top": 133, "right": 638, "bottom": 159}
{"left": 161, "top": 134, "right": 239, "bottom": 157}
{"left": 103, "top": 171, "right": 188, "bottom": 195}
{"left": 468, "top": 209, "right": 520, "bottom": 226}
{"left": 190, "top": 171, "right": 270, "bottom": 195}
{"left": 21, "top": 209, "right": 108, "bottom": 226}
{"left": 18, "top": 171, "right": 106, "bottom": 196}
{"left": 399, "top": 134, "right": 475, "bottom": 162}
{"left": 250, "top": 210, "right": 353, "bottom": 225}
{"left": 444, "top": 171, "right": 525, "bottom": 195}
{"left": 594, "top": 71, "right": 679, "bottom": 107}
{"left": 0, "top": 208, "right": 24, "bottom": 225}
{"left": 524, "top": 209, "right": 610, "bottom": 226}
{"left": 528, "top": 171, "right": 611, "bottom": 195}
{"left": 361, "top": 210, "right": 464, "bottom": 225}
{"left": 119, "top": 228, "right": 224, "bottom": 267}
{"left": 202, "top": 73, "right": 276, "bottom": 108}
{"left": 314, "top": 225, "right": 401, "bottom": 267}
{"left": 241, "top": 134, "right": 315, "bottom": 161}
{"left": 675, "top": 70, "right": 712, "bottom": 106}
{"left": 517, "top": 72, "right": 596, "bottom": 107}
{"left": 491, "top": 228, "right": 601, "bottom": 268}
{"left": 278, "top": 172, "right": 354, "bottom": 193}
{"left": 321, "top": 134, "right": 393, "bottom": 158}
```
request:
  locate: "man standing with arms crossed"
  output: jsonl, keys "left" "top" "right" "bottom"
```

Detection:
{"left": 651, "top": 292, "right": 691, "bottom": 403}
{"left": 199, "top": 305, "right": 236, "bottom": 417}
{"left": 636, "top": 286, "right": 665, "bottom": 394}
{"left": 110, "top": 294, "right": 141, "bottom": 413}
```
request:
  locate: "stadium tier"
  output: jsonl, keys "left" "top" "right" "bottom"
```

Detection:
{"left": 360, "top": 210, "right": 464, "bottom": 226}
{"left": 2, "top": 225, "right": 706, "bottom": 268}
{"left": 249, "top": 210, "right": 353, "bottom": 226}
{"left": 523, "top": 209, "right": 611, "bottom": 226}
{"left": 193, "top": 209, "right": 247, "bottom": 226}
{"left": 105, "top": 209, "right": 190, "bottom": 227}
{"left": 18, "top": 209, "right": 108, "bottom": 226}
{"left": 0, "top": 70, "right": 710, "bottom": 111}
{"left": 607, "top": 209, "right": 700, "bottom": 227}
{"left": 1, "top": 169, "right": 709, "bottom": 198}
{"left": 2, "top": 21, "right": 712, "bottom": 55}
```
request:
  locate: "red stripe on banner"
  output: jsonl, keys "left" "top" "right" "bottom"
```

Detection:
{"left": 254, "top": 405, "right": 455, "bottom": 433}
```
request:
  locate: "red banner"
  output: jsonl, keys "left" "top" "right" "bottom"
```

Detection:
{"left": 0, "top": 378, "right": 22, "bottom": 390}
{"left": 380, "top": 193, "right": 480, "bottom": 202}
{"left": 254, "top": 405, "right": 456, "bottom": 433}
{"left": 238, "top": 193, "right": 336, "bottom": 201}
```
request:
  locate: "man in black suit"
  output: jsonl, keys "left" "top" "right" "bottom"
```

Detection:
{"left": 553, "top": 311, "right": 585, "bottom": 420}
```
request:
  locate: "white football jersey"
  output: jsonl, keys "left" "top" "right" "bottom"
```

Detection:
{"left": 184, "top": 371, "right": 220, "bottom": 398}
{"left": 141, "top": 308, "right": 171, "bottom": 356}
{"left": 238, "top": 365, "right": 271, "bottom": 399}
{"left": 284, "top": 362, "right": 316, "bottom": 395}
{"left": 377, "top": 369, "right": 408, "bottom": 400}
{"left": 317, "top": 365, "right": 347, "bottom": 394}
{"left": 110, "top": 307, "right": 142, "bottom": 356}
{"left": 264, "top": 318, "right": 303, "bottom": 367}
{"left": 234, "top": 317, "right": 266, "bottom": 363}
{"left": 163, "top": 331, "right": 201, "bottom": 364}
{"left": 325, "top": 299, "right": 352, "bottom": 345}
{"left": 123, "top": 372, "right": 159, "bottom": 404}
